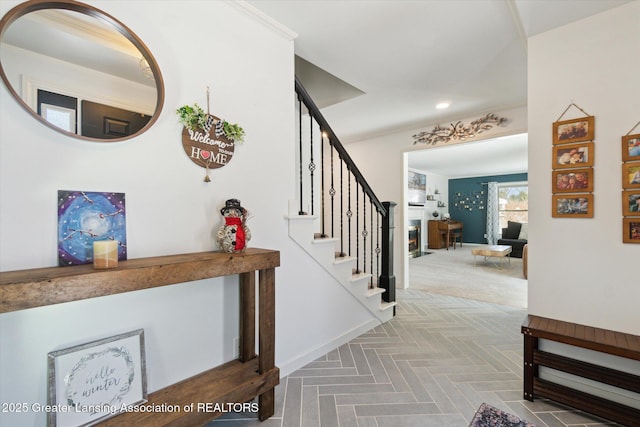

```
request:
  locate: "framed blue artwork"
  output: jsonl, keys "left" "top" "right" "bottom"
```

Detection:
{"left": 58, "top": 190, "right": 127, "bottom": 266}
{"left": 408, "top": 170, "right": 427, "bottom": 206}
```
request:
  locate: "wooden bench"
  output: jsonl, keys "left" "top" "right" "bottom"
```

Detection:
{"left": 521, "top": 315, "right": 640, "bottom": 426}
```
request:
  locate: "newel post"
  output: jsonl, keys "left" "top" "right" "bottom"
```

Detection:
{"left": 379, "top": 201, "right": 396, "bottom": 316}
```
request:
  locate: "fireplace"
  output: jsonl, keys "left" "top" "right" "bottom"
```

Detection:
{"left": 408, "top": 219, "right": 422, "bottom": 258}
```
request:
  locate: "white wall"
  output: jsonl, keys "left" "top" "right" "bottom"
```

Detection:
{"left": 0, "top": 1, "right": 376, "bottom": 425}
{"left": 527, "top": 1, "right": 640, "bottom": 335}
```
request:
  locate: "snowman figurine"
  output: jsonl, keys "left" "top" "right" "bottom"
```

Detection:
{"left": 217, "top": 199, "right": 251, "bottom": 253}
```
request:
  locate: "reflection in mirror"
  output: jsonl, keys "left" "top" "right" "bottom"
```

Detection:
{"left": 0, "top": 1, "right": 164, "bottom": 142}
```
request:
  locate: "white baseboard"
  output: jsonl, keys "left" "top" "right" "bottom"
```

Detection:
{"left": 278, "top": 318, "right": 381, "bottom": 378}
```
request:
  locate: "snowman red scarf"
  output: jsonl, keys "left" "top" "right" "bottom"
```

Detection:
{"left": 225, "top": 216, "right": 246, "bottom": 251}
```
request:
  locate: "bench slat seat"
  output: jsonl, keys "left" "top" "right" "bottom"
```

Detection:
{"left": 523, "top": 315, "right": 640, "bottom": 360}
{"left": 521, "top": 315, "right": 640, "bottom": 427}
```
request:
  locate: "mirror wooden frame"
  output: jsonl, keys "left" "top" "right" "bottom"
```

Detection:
{"left": 0, "top": 0, "right": 165, "bottom": 142}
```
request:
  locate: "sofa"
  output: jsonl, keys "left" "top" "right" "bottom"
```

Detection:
{"left": 497, "top": 221, "right": 527, "bottom": 258}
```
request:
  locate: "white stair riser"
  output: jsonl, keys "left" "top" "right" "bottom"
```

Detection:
{"left": 289, "top": 214, "right": 393, "bottom": 323}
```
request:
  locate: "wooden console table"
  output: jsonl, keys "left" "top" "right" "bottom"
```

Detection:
{"left": 0, "top": 248, "right": 280, "bottom": 425}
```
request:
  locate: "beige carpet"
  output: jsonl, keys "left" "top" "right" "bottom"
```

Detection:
{"left": 408, "top": 244, "right": 527, "bottom": 308}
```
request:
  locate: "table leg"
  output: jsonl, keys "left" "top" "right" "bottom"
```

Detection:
{"left": 258, "top": 267, "right": 276, "bottom": 420}
{"left": 239, "top": 272, "right": 256, "bottom": 362}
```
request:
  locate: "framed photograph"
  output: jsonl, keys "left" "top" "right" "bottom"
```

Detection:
{"left": 552, "top": 142, "right": 594, "bottom": 169}
{"left": 623, "top": 218, "right": 640, "bottom": 243}
{"left": 552, "top": 194, "right": 594, "bottom": 218}
{"left": 622, "top": 134, "right": 640, "bottom": 162}
{"left": 553, "top": 116, "right": 595, "bottom": 144}
{"left": 552, "top": 168, "right": 593, "bottom": 193}
{"left": 622, "top": 190, "right": 640, "bottom": 216}
{"left": 48, "top": 330, "right": 147, "bottom": 427}
{"left": 407, "top": 169, "right": 427, "bottom": 206}
{"left": 622, "top": 162, "right": 640, "bottom": 189}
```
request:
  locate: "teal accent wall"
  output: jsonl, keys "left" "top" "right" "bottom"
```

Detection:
{"left": 448, "top": 173, "right": 528, "bottom": 243}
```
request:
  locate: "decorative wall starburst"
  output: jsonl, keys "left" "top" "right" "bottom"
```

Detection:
{"left": 413, "top": 113, "right": 508, "bottom": 145}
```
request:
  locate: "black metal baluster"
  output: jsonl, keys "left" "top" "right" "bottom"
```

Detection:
{"left": 329, "top": 143, "right": 335, "bottom": 238}
{"left": 347, "top": 168, "right": 352, "bottom": 257}
{"left": 362, "top": 188, "right": 367, "bottom": 278}
{"left": 308, "top": 116, "right": 315, "bottom": 215}
{"left": 355, "top": 182, "right": 361, "bottom": 274}
{"left": 297, "top": 97, "right": 305, "bottom": 215}
{"left": 320, "top": 131, "right": 327, "bottom": 237}
{"left": 370, "top": 200, "right": 374, "bottom": 288}
{"left": 376, "top": 210, "right": 381, "bottom": 288}
{"left": 339, "top": 154, "right": 345, "bottom": 257}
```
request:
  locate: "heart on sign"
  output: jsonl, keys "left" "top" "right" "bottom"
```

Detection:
{"left": 201, "top": 151, "right": 211, "bottom": 160}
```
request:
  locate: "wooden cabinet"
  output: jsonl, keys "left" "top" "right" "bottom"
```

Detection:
{"left": 0, "top": 248, "right": 280, "bottom": 425}
{"left": 428, "top": 220, "right": 443, "bottom": 249}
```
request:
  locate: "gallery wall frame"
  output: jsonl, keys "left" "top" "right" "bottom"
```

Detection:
{"left": 550, "top": 105, "right": 595, "bottom": 220}
{"left": 621, "top": 133, "right": 640, "bottom": 162}
{"left": 552, "top": 141, "right": 594, "bottom": 169}
{"left": 622, "top": 217, "right": 640, "bottom": 244}
{"left": 622, "top": 190, "right": 640, "bottom": 216}
{"left": 621, "top": 124, "right": 640, "bottom": 242}
{"left": 552, "top": 116, "right": 595, "bottom": 145}
{"left": 552, "top": 194, "right": 594, "bottom": 218}
{"left": 622, "top": 162, "right": 640, "bottom": 189}
{"left": 552, "top": 168, "right": 594, "bottom": 193}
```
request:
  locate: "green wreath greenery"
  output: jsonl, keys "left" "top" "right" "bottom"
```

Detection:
{"left": 176, "top": 103, "right": 245, "bottom": 143}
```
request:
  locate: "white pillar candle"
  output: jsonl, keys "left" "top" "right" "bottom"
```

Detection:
{"left": 93, "top": 240, "right": 118, "bottom": 269}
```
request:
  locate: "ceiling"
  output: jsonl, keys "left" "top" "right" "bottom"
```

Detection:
{"left": 245, "top": 0, "right": 630, "bottom": 177}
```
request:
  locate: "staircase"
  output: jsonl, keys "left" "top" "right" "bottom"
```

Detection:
{"left": 288, "top": 214, "right": 396, "bottom": 323}
{"left": 289, "top": 78, "right": 396, "bottom": 323}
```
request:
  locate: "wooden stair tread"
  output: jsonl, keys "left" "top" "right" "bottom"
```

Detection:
{"left": 351, "top": 271, "right": 372, "bottom": 281}
{"left": 366, "top": 287, "right": 385, "bottom": 297}
{"left": 333, "top": 254, "right": 355, "bottom": 265}
{"left": 380, "top": 301, "right": 397, "bottom": 311}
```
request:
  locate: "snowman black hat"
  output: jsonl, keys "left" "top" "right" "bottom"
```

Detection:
{"left": 220, "top": 198, "right": 245, "bottom": 215}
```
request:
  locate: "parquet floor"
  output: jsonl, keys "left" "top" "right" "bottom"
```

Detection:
{"left": 209, "top": 289, "right": 618, "bottom": 426}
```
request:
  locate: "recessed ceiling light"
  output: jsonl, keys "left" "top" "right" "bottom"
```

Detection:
{"left": 436, "top": 102, "right": 450, "bottom": 109}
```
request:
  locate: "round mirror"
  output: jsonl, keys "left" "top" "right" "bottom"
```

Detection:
{"left": 0, "top": 0, "right": 164, "bottom": 142}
